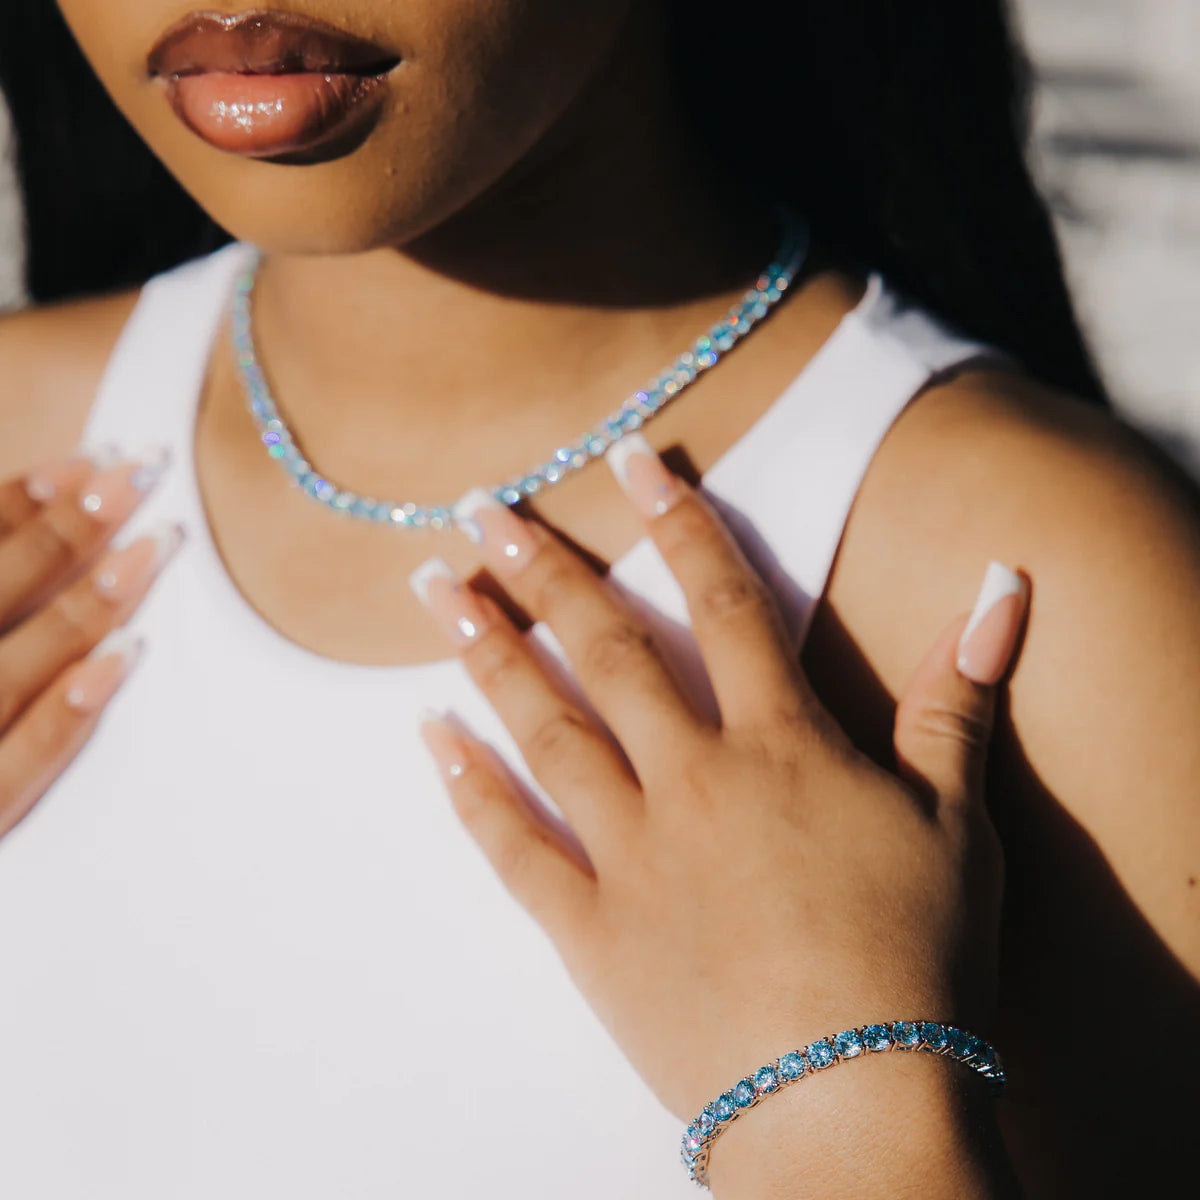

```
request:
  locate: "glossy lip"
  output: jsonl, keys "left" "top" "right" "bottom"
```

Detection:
{"left": 146, "top": 8, "right": 399, "bottom": 78}
{"left": 146, "top": 9, "right": 400, "bottom": 159}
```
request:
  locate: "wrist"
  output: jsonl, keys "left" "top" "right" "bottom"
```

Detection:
{"left": 706, "top": 1045, "right": 1019, "bottom": 1200}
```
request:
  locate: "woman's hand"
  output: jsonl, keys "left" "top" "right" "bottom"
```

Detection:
{"left": 0, "top": 447, "right": 179, "bottom": 840}
{"left": 413, "top": 435, "right": 1027, "bottom": 1195}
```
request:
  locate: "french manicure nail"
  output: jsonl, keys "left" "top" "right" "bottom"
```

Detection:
{"left": 409, "top": 557, "right": 495, "bottom": 646}
{"left": 418, "top": 711, "right": 471, "bottom": 782}
{"left": 453, "top": 488, "right": 540, "bottom": 573}
{"left": 94, "top": 521, "right": 186, "bottom": 601}
{"left": 24, "top": 453, "right": 92, "bottom": 504}
{"left": 606, "top": 433, "right": 683, "bottom": 518}
{"left": 956, "top": 561, "right": 1028, "bottom": 685}
{"left": 65, "top": 630, "right": 146, "bottom": 714}
{"left": 79, "top": 446, "right": 171, "bottom": 520}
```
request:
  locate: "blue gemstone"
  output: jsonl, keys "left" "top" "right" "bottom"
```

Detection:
{"left": 945, "top": 1027, "right": 971, "bottom": 1058}
{"left": 620, "top": 410, "right": 643, "bottom": 431}
{"left": 778, "top": 1051, "right": 806, "bottom": 1080}
{"left": 712, "top": 1093, "right": 737, "bottom": 1122}
{"left": 920, "top": 1023, "right": 948, "bottom": 1051}
{"left": 732, "top": 1078, "right": 756, "bottom": 1108}
{"left": 806, "top": 1040, "right": 835, "bottom": 1070}
{"left": 834, "top": 1029, "right": 864, "bottom": 1059}
{"left": 892, "top": 1021, "right": 921, "bottom": 1047}
{"left": 543, "top": 464, "right": 564, "bottom": 483}
{"left": 520, "top": 476, "right": 542, "bottom": 495}
{"left": 863, "top": 1024, "right": 893, "bottom": 1052}
{"left": 554, "top": 446, "right": 573, "bottom": 464}
{"left": 499, "top": 488, "right": 522, "bottom": 506}
{"left": 753, "top": 1065, "right": 780, "bottom": 1094}
{"left": 696, "top": 349, "right": 719, "bottom": 368}
{"left": 583, "top": 434, "right": 608, "bottom": 457}
{"left": 267, "top": 444, "right": 288, "bottom": 460}
{"left": 696, "top": 1109, "right": 716, "bottom": 1136}
{"left": 684, "top": 1130, "right": 703, "bottom": 1153}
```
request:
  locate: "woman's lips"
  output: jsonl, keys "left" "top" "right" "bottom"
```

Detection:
{"left": 147, "top": 9, "right": 400, "bottom": 158}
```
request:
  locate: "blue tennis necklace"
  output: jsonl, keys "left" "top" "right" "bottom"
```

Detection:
{"left": 229, "top": 206, "right": 810, "bottom": 531}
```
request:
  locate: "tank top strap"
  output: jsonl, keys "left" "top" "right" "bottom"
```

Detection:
{"left": 83, "top": 241, "right": 255, "bottom": 452}
{"left": 612, "top": 272, "right": 1008, "bottom": 649}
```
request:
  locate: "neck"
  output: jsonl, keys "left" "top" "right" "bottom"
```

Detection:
{"left": 245, "top": 6, "right": 787, "bottom": 489}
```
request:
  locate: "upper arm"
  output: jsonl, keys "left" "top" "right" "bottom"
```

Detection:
{"left": 0, "top": 287, "right": 140, "bottom": 478}
{"left": 825, "top": 367, "right": 1200, "bottom": 972}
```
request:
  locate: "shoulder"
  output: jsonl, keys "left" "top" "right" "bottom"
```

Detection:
{"left": 834, "top": 365, "right": 1200, "bottom": 673}
{"left": 813, "top": 364, "right": 1200, "bottom": 951}
{"left": 0, "top": 286, "right": 142, "bottom": 478}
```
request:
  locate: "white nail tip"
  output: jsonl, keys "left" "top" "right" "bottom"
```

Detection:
{"left": 409, "top": 557, "right": 457, "bottom": 605}
{"left": 129, "top": 445, "right": 173, "bottom": 492}
{"left": 146, "top": 520, "right": 186, "bottom": 565}
{"left": 92, "top": 628, "right": 147, "bottom": 671}
{"left": 452, "top": 487, "right": 502, "bottom": 544}
{"left": 605, "top": 432, "right": 655, "bottom": 489}
{"left": 959, "top": 561, "right": 1026, "bottom": 650}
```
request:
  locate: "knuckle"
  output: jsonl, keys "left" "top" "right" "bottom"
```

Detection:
{"left": 20, "top": 514, "right": 81, "bottom": 575}
{"left": 656, "top": 500, "right": 714, "bottom": 558}
{"left": 580, "top": 621, "right": 657, "bottom": 681}
{"left": 527, "top": 555, "right": 580, "bottom": 617}
{"left": 524, "top": 709, "right": 592, "bottom": 764}
{"left": 48, "top": 587, "right": 111, "bottom": 650}
{"left": 912, "top": 703, "right": 992, "bottom": 749}
{"left": 696, "top": 573, "right": 771, "bottom": 626}
{"left": 468, "top": 634, "right": 527, "bottom": 694}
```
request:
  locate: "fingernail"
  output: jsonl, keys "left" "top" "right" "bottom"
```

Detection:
{"left": 24, "top": 452, "right": 94, "bottom": 504}
{"left": 79, "top": 446, "right": 171, "bottom": 521}
{"left": 452, "top": 488, "right": 540, "bottom": 574}
{"left": 957, "top": 562, "right": 1028, "bottom": 685}
{"left": 605, "top": 433, "right": 683, "bottom": 518}
{"left": 94, "top": 520, "right": 186, "bottom": 602}
{"left": 65, "top": 630, "right": 146, "bottom": 714}
{"left": 409, "top": 557, "right": 495, "bottom": 647}
{"left": 418, "top": 710, "right": 471, "bottom": 783}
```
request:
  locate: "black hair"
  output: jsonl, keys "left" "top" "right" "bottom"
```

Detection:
{"left": 1, "top": 0, "right": 1107, "bottom": 405}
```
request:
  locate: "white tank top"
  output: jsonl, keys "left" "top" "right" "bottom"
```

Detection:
{"left": 0, "top": 243, "right": 997, "bottom": 1199}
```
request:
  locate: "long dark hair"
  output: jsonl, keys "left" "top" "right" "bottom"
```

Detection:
{"left": 1, "top": 0, "right": 1107, "bottom": 405}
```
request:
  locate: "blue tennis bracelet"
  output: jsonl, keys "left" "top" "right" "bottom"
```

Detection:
{"left": 681, "top": 1020, "right": 1005, "bottom": 1189}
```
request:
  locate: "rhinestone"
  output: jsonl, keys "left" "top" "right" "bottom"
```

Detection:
{"left": 389, "top": 507, "right": 408, "bottom": 524}
{"left": 520, "top": 475, "right": 542, "bottom": 495}
{"left": 267, "top": 444, "right": 288, "bottom": 460}
{"left": 863, "top": 1024, "right": 892, "bottom": 1052}
{"left": 696, "top": 1109, "right": 716, "bottom": 1136}
{"left": 778, "top": 1051, "right": 806, "bottom": 1080}
{"left": 945, "top": 1027, "right": 971, "bottom": 1058}
{"left": 620, "top": 410, "right": 643, "bottom": 431}
{"left": 696, "top": 349, "right": 719, "bottom": 368}
{"left": 731, "top": 1079, "right": 756, "bottom": 1108}
{"left": 543, "top": 464, "right": 564, "bottom": 483}
{"left": 332, "top": 491, "right": 355, "bottom": 510}
{"left": 499, "top": 488, "right": 522, "bottom": 506}
{"left": 920, "top": 1023, "right": 948, "bottom": 1051}
{"left": 892, "top": 1021, "right": 921, "bottom": 1048}
{"left": 583, "top": 434, "right": 608, "bottom": 457}
{"left": 684, "top": 1132, "right": 703, "bottom": 1153}
{"left": 833, "top": 1029, "right": 864, "bottom": 1059}
{"left": 806, "top": 1040, "right": 835, "bottom": 1070}
{"left": 554, "top": 446, "right": 573, "bottom": 464}
{"left": 262, "top": 431, "right": 281, "bottom": 446}
{"left": 711, "top": 1093, "right": 737, "bottom": 1122}
{"left": 753, "top": 1065, "right": 780, "bottom": 1094}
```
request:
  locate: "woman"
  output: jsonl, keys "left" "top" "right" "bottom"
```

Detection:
{"left": 0, "top": 1, "right": 1197, "bottom": 1197}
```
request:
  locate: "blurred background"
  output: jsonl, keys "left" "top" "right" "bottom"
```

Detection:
{"left": 1, "top": 0, "right": 1197, "bottom": 473}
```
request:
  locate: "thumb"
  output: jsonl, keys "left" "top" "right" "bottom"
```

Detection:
{"left": 893, "top": 562, "right": 1029, "bottom": 811}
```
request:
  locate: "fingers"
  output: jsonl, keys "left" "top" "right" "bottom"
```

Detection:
{"left": 0, "top": 522, "right": 184, "bottom": 733}
{"left": 448, "top": 489, "right": 705, "bottom": 771}
{"left": 410, "top": 559, "right": 642, "bottom": 852}
{"left": 606, "top": 434, "right": 818, "bottom": 728}
{"left": 0, "top": 632, "right": 144, "bottom": 840}
{"left": 0, "top": 450, "right": 103, "bottom": 538}
{"left": 419, "top": 714, "right": 596, "bottom": 941}
{"left": 0, "top": 447, "right": 171, "bottom": 629}
{"left": 893, "top": 562, "right": 1029, "bottom": 814}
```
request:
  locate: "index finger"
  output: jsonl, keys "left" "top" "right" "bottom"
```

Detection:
{"left": 0, "top": 448, "right": 170, "bottom": 629}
